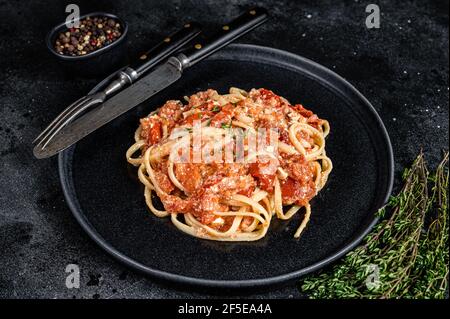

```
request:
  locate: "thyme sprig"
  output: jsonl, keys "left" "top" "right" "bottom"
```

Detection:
{"left": 300, "top": 151, "right": 449, "bottom": 299}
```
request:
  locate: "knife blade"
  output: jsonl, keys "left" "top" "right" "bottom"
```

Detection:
{"left": 34, "top": 7, "right": 268, "bottom": 159}
{"left": 33, "top": 58, "right": 182, "bottom": 158}
{"left": 33, "top": 22, "right": 202, "bottom": 146}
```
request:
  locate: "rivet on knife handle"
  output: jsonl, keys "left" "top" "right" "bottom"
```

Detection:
{"left": 178, "top": 7, "right": 268, "bottom": 68}
{"left": 130, "top": 22, "right": 202, "bottom": 76}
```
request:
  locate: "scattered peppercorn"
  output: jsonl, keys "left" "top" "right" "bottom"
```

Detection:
{"left": 54, "top": 16, "right": 122, "bottom": 56}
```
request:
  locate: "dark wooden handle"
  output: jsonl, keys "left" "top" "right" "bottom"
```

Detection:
{"left": 131, "top": 22, "right": 202, "bottom": 75}
{"left": 181, "top": 7, "right": 268, "bottom": 67}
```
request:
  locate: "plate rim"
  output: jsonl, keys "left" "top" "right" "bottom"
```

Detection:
{"left": 58, "top": 43, "right": 394, "bottom": 288}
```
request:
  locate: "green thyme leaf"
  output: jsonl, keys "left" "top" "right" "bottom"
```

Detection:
{"left": 300, "top": 151, "right": 449, "bottom": 299}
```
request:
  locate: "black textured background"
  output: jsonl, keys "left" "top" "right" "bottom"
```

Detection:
{"left": 0, "top": 0, "right": 448, "bottom": 299}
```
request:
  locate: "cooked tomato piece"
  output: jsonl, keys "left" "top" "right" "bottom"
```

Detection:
{"left": 279, "top": 129, "right": 290, "bottom": 143}
{"left": 174, "top": 163, "right": 202, "bottom": 194}
{"left": 249, "top": 159, "right": 277, "bottom": 191}
{"left": 191, "top": 192, "right": 227, "bottom": 224}
{"left": 182, "top": 112, "right": 202, "bottom": 126}
{"left": 238, "top": 183, "right": 255, "bottom": 197}
{"left": 210, "top": 103, "right": 234, "bottom": 127}
{"left": 158, "top": 100, "right": 183, "bottom": 122}
{"left": 280, "top": 177, "right": 315, "bottom": 206}
{"left": 280, "top": 154, "right": 316, "bottom": 206}
{"left": 148, "top": 121, "right": 162, "bottom": 145}
{"left": 160, "top": 193, "right": 192, "bottom": 213}
{"left": 292, "top": 104, "right": 313, "bottom": 118}
{"left": 154, "top": 171, "right": 174, "bottom": 194}
{"left": 140, "top": 117, "right": 162, "bottom": 145}
{"left": 280, "top": 177, "right": 296, "bottom": 203}
{"left": 307, "top": 114, "right": 322, "bottom": 129}
{"left": 282, "top": 154, "right": 314, "bottom": 185}
{"left": 259, "top": 88, "right": 282, "bottom": 108}
{"left": 188, "top": 89, "right": 217, "bottom": 109}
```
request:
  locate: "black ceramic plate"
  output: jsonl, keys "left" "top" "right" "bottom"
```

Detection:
{"left": 59, "top": 44, "right": 394, "bottom": 288}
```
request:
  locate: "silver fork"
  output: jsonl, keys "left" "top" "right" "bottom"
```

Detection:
{"left": 32, "top": 62, "right": 126, "bottom": 147}
{"left": 33, "top": 92, "right": 107, "bottom": 148}
{"left": 33, "top": 22, "right": 201, "bottom": 150}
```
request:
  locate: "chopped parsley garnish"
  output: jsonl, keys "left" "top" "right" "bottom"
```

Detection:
{"left": 221, "top": 122, "right": 232, "bottom": 129}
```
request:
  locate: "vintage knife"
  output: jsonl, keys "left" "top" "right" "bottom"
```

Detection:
{"left": 33, "top": 22, "right": 202, "bottom": 148}
{"left": 34, "top": 7, "right": 268, "bottom": 159}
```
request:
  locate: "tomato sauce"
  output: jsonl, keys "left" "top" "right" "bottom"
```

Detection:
{"left": 139, "top": 88, "right": 322, "bottom": 229}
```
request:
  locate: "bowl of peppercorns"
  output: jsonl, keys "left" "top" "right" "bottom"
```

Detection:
{"left": 46, "top": 12, "right": 128, "bottom": 78}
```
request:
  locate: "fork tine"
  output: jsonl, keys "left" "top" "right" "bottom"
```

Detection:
{"left": 35, "top": 99, "right": 91, "bottom": 147}
{"left": 32, "top": 95, "right": 91, "bottom": 144}
{"left": 36, "top": 94, "right": 105, "bottom": 150}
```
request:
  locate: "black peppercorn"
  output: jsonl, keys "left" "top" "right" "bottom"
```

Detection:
{"left": 54, "top": 15, "right": 123, "bottom": 56}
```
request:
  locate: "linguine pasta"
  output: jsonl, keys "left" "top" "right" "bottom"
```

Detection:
{"left": 126, "top": 88, "right": 332, "bottom": 241}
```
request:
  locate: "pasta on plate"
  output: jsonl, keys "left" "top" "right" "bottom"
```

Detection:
{"left": 126, "top": 87, "right": 332, "bottom": 241}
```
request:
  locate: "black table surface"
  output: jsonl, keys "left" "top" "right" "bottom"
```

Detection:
{"left": 0, "top": 0, "right": 448, "bottom": 299}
